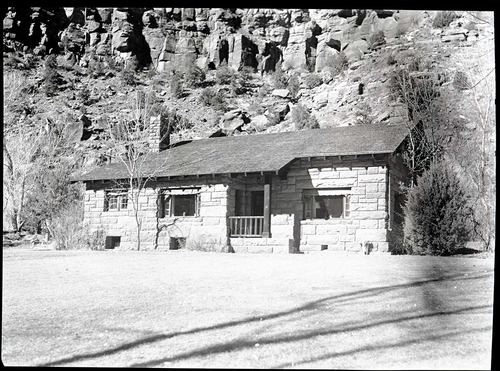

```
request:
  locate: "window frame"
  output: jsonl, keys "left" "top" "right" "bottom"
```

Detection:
{"left": 158, "top": 188, "right": 201, "bottom": 218}
{"left": 104, "top": 190, "right": 128, "bottom": 211}
{"left": 303, "top": 189, "right": 351, "bottom": 220}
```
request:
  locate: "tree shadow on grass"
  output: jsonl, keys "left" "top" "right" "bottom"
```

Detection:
{"left": 36, "top": 271, "right": 493, "bottom": 367}
{"left": 128, "top": 304, "right": 491, "bottom": 367}
{"left": 272, "top": 326, "right": 490, "bottom": 369}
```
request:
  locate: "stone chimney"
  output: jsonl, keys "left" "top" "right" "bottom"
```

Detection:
{"left": 148, "top": 115, "right": 171, "bottom": 152}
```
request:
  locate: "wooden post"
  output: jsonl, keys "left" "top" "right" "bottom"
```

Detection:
{"left": 262, "top": 174, "right": 272, "bottom": 238}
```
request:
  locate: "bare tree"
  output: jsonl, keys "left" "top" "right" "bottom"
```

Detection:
{"left": 446, "top": 34, "right": 495, "bottom": 251}
{"left": 3, "top": 126, "right": 44, "bottom": 231}
{"left": 389, "top": 60, "right": 448, "bottom": 186}
{"left": 105, "top": 89, "right": 170, "bottom": 250}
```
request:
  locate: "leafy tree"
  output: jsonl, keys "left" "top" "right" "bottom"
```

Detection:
{"left": 215, "top": 61, "right": 235, "bottom": 85}
{"left": 403, "top": 160, "right": 472, "bottom": 255}
{"left": 287, "top": 73, "right": 300, "bottom": 98}
{"left": 170, "top": 71, "right": 184, "bottom": 98}
{"left": 272, "top": 61, "right": 287, "bottom": 89}
{"left": 42, "top": 54, "right": 62, "bottom": 96}
{"left": 182, "top": 54, "right": 205, "bottom": 88}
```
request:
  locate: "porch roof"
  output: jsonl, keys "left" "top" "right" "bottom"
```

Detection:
{"left": 75, "top": 123, "right": 409, "bottom": 182}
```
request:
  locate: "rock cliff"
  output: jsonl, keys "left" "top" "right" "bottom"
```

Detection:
{"left": 3, "top": 7, "right": 494, "bottom": 138}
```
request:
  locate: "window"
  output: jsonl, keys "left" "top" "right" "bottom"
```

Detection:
{"left": 303, "top": 189, "right": 350, "bottom": 219}
{"left": 104, "top": 190, "right": 128, "bottom": 211}
{"left": 158, "top": 188, "right": 200, "bottom": 218}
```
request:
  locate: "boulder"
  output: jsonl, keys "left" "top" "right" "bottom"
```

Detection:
{"left": 315, "top": 41, "right": 340, "bottom": 73}
{"left": 272, "top": 89, "right": 290, "bottom": 98}
{"left": 219, "top": 109, "right": 250, "bottom": 134}
{"left": 343, "top": 39, "right": 369, "bottom": 62}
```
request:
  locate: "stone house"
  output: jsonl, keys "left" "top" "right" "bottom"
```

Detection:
{"left": 76, "top": 123, "right": 410, "bottom": 253}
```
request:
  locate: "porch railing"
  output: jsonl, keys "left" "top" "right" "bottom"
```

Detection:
{"left": 229, "top": 216, "right": 264, "bottom": 237}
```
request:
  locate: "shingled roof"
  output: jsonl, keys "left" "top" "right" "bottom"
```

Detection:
{"left": 76, "top": 123, "right": 409, "bottom": 182}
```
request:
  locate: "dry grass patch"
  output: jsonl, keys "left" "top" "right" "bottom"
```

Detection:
{"left": 1, "top": 250, "right": 494, "bottom": 369}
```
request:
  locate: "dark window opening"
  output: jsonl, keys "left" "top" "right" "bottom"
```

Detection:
{"left": 105, "top": 236, "right": 121, "bottom": 249}
{"left": 235, "top": 190, "right": 264, "bottom": 216}
{"left": 169, "top": 237, "right": 186, "bottom": 250}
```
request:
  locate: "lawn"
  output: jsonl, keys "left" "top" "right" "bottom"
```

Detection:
{"left": 1, "top": 248, "right": 495, "bottom": 369}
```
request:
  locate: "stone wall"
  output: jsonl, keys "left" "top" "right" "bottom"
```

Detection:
{"left": 84, "top": 186, "right": 158, "bottom": 250}
{"left": 280, "top": 157, "right": 392, "bottom": 252}
{"left": 83, "top": 154, "right": 407, "bottom": 253}
{"left": 84, "top": 175, "right": 231, "bottom": 251}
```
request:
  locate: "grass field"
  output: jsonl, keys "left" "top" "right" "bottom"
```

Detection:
{"left": 1, "top": 249, "right": 495, "bottom": 369}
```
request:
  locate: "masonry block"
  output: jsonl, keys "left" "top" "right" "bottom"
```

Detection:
{"left": 327, "top": 243, "right": 345, "bottom": 251}
{"left": 359, "top": 220, "right": 379, "bottom": 229}
{"left": 352, "top": 203, "right": 378, "bottom": 211}
{"left": 355, "top": 228, "right": 387, "bottom": 242}
{"left": 247, "top": 245, "right": 273, "bottom": 253}
{"left": 345, "top": 241, "right": 362, "bottom": 252}
{"left": 318, "top": 171, "right": 340, "bottom": 179}
{"left": 339, "top": 170, "right": 358, "bottom": 178}
{"left": 306, "top": 234, "right": 340, "bottom": 245}
{"left": 339, "top": 234, "right": 355, "bottom": 242}
{"left": 301, "top": 224, "right": 316, "bottom": 235}
{"left": 271, "top": 225, "right": 293, "bottom": 238}
{"left": 358, "top": 174, "right": 386, "bottom": 183}
{"left": 351, "top": 211, "right": 387, "bottom": 220}
{"left": 199, "top": 205, "right": 227, "bottom": 217}
{"left": 316, "top": 224, "right": 347, "bottom": 235}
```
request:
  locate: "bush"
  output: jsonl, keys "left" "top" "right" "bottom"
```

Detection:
{"left": 453, "top": 70, "right": 472, "bottom": 90}
{"left": 303, "top": 73, "right": 323, "bottom": 89}
{"left": 330, "top": 52, "right": 349, "bottom": 76}
{"left": 50, "top": 202, "right": 106, "bottom": 250}
{"left": 199, "top": 87, "right": 227, "bottom": 112}
{"left": 403, "top": 160, "right": 472, "bottom": 256}
{"left": 368, "top": 31, "right": 386, "bottom": 49}
{"left": 88, "top": 58, "right": 106, "bottom": 77}
{"left": 292, "top": 103, "right": 320, "bottom": 130}
{"left": 215, "top": 61, "right": 235, "bottom": 85}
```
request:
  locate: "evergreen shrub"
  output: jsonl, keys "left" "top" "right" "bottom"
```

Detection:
{"left": 403, "top": 160, "right": 472, "bottom": 255}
